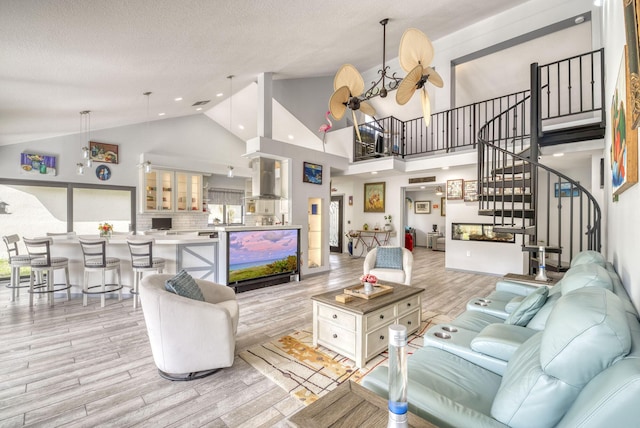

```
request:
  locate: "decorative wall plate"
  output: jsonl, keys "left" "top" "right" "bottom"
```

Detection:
{"left": 96, "top": 165, "right": 111, "bottom": 181}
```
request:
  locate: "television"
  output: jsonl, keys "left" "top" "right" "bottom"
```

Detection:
{"left": 227, "top": 229, "right": 299, "bottom": 285}
{"left": 152, "top": 217, "right": 172, "bottom": 230}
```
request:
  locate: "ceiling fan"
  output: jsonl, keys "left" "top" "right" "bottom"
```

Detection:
{"left": 329, "top": 64, "right": 376, "bottom": 143}
{"left": 395, "top": 28, "right": 444, "bottom": 126}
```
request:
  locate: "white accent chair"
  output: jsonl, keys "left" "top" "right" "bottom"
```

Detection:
{"left": 363, "top": 246, "right": 414, "bottom": 285}
{"left": 139, "top": 274, "right": 239, "bottom": 380}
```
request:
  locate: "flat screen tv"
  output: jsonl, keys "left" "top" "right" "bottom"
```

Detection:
{"left": 227, "top": 229, "right": 299, "bottom": 284}
{"left": 152, "top": 217, "right": 172, "bottom": 230}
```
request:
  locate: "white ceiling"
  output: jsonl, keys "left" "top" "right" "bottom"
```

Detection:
{"left": 0, "top": 0, "right": 528, "bottom": 146}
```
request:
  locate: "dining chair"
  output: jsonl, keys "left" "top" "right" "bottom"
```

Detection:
{"left": 22, "top": 237, "right": 71, "bottom": 307}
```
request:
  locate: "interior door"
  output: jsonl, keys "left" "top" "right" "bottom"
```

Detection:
{"left": 329, "top": 195, "right": 343, "bottom": 253}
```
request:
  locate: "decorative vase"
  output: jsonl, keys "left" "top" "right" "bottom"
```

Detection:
{"left": 384, "top": 224, "right": 392, "bottom": 231}
{"left": 100, "top": 231, "right": 112, "bottom": 238}
{"left": 363, "top": 282, "right": 374, "bottom": 293}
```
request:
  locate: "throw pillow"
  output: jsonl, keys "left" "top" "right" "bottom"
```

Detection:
{"left": 504, "top": 286, "right": 549, "bottom": 326}
{"left": 165, "top": 270, "right": 205, "bottom": 301}
{"left": 375, "top": 247, "right": 403, "bottom": 270}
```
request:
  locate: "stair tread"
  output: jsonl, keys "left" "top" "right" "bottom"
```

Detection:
{"left": 493, "top": 226, "right": 536, "bottom": 235}
{"left": 522, "top": 245, "right": 562, "bottom": 253}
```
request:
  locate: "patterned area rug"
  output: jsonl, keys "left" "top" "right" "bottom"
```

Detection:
{"left": 239, "top": 311, "right": 452, "bottom": 405}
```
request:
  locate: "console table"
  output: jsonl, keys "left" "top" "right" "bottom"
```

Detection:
{"left": 311, "top": 283, "right": 424, "bottom": 368}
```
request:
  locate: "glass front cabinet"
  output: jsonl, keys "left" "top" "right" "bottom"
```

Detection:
{"left": 140, "top": 169, "right": 202, "bottom": 213}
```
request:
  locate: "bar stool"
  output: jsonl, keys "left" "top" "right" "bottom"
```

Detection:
{"left": 79, "top": 238, "right": 123, "bottom": 307}
{"left": 127, "top": 238, "right": 165, "bottom": 309}
{"left": 23, "top": 237, "right": 71, "bottom": 307}
{"left": 2, "top": 234, "right": 32, "bottom": 302}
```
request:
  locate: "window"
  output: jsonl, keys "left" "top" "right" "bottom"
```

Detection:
{"left": 207, "top": 188, "right": 244, "bottom": 225}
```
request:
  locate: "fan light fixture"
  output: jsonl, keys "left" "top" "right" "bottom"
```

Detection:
{"left": 435, "top": 186, "right": 444, "bottom": 196}
{"left": 227, "top": 166, "right": 234, "bottom": 178}
{"left": 329, "top": 20, "right": 443, "bottom": 138}
{"left": 76, "top": 163, "right": 85, "bottom": 175}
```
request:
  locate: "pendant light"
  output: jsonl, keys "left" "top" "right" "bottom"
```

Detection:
{"left": 139, "top": 92, "right": 153, "bottom": 173}
{"left": 227, "top": 166, "right": 234, "bottom": 178}
{"left": 78, "top": 110, "right": 92, "bottom": 174}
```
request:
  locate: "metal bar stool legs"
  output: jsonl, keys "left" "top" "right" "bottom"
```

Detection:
{"left": 23, "top": 237, "right": 71, "bottom": 308}
{"left": 3, "top": 234, "right": 32, "bottom": 302}
{"left": 79, "top": 238, "right": 123, "bottom": 308}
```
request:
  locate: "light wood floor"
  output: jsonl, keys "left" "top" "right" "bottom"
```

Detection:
{"left": 0, "top": 248, "right": 500, "bottom": 427}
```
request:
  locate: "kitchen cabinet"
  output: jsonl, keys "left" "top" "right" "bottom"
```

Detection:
{"left": 140, "top": 169, "right": 202, "bottom": 213}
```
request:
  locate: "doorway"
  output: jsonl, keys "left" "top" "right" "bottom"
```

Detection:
{"left": 329, "top": 195, "right": 343, "bottom": 253}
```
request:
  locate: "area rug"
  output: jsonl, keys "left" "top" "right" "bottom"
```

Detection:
{"left": 239, "top": 311, "right": 452, "bottom": 405}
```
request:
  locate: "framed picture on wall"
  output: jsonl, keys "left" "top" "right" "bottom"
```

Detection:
{"left": 303, "top": 161, "right": 322, "bottom": 184}
{"left": 89, "top": 141, "right": 119, "bottom": 164}
{"left": 414, "top": 200, "right": 431, "bottom": 214}
{"left": 463, "top": 180, "right": 478, "bottom": 202}
{"left": 446, "top": 179, "right": 463, "bottom": 200}
{"left": 611, "top": 47, "right": 639, "bottom": 197}
{"left": 441, "top": 196, "right": 446, "bottom": 216}
{"left": 364, "top": 182, "right": 385, "bottom": 212}
{"left": 20, "top": 153, "right": 57, "bottom": 176}
{"left": 623, "top": 0, "right": 640, "bottom": 128}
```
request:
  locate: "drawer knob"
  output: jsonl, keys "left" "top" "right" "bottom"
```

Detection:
{"left": 333, "top": 334, "right": 338, "bottom": 339}
{"left": 379, "top": 314, "right": 384, "bottom": 319}
{"left": 407, "top": 321, "right": 412, "bottom": 325}
{"left": 380, "top": 335, "right": 385, "bottom": 340}
{"left": 332, "top": 314, "right": 337, "bottom": 319}
{"left": 407, "top": 303, "right": 411, "bottom": 307}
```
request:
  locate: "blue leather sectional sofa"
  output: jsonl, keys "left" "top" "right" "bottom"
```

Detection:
{"left": 362, "top": 251, "right": 640, "bottom": 427}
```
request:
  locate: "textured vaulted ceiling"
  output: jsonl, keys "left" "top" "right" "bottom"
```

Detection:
{"left": 0, "top": 0, "right": 528, "bottom": 146}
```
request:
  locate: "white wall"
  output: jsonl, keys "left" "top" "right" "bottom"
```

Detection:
{"left": 602, "top": 0, "right": 640, "bottom": 312}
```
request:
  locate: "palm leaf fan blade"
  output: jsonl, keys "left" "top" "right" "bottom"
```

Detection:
{"left": 359, "top": 101, "right": 376, "bottom": 117}
{"left": 399, "top": 28, "right": 434, "bottom": 73}
{"left": 421, "top": 89, "right": 432, "bottom": 126}
{"left": 329, "top": 86, "right": 350, "bottom": 120}
{"left": 424, "top": 66, "right": 444, "bottom": 88}
{"left": 396, "top": 64, "right": 423, "bottom": 105}
{"left": 333, "top": 64, "right": 365, "bottom": 97}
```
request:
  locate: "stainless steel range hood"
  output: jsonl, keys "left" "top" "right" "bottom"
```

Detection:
{"left": 251, "top": 157, "right": 282, "bottom": 199}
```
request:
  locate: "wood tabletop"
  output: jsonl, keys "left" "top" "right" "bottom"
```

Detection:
{"left": 287, "top": 381, "right": 435, "bottom": 427}
{"left": 311, "top": 283, "right": 424, "bottom": 315}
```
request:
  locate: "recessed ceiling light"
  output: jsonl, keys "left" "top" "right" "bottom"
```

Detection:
{"left": 216, "top": 93, "right": 224, "bottom": 97}
{"left": 158, "top": 112, "right": 165, "bottom": 116}
{"left": 575, "top": 16, "right": 585, "bottom": 25}
{"left": 174, "top": 97, "right": 183, "bottom": 102}
{"left": 238, "top": 124, "right": 245, "bottom": 130}
{"left": 593, "top": 0, "right": 602, "bottom": 6}
{"left": 371, "top": 171, "right": 378, "bottom": 175}
{"left": 441, "top": 166, "right": 449, "bottom": 170}
{"left": 196, "top": 107, "right": 203, "bottom": 111}
{"left": 420, "top": 186, "right": 425, "bottom": 189}
{"left": 553, "top": 153, "right": 565, "bottom": 157}
{"left": 288, "top": 134, "right": 294, "bottom": 140}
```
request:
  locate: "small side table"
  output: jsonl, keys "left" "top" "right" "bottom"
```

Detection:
{"left": 427, "top": 232, "right": 441, "bottom": 248}
{"left": 287, "top": 380, "right": 435, "bottom": 427}
{"left": 502, "top": 273, "right": 559, "bottom": 287}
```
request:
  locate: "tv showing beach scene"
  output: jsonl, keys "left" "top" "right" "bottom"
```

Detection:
{"left": 228, "top": 229, "right": 299, "bottom": 283}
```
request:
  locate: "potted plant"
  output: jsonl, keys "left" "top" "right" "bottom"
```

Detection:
{"left": 384, "top": 215, "right": 392, "bottom": 231}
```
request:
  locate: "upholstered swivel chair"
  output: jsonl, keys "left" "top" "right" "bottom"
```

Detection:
{"left": 3, "top": 234, "right": 32, "bottom": 302}
{"left": 363, "top": 246, "right": 413, "bottom": 285}
{"left": 139, "top": 274, "right": 239, "bottom": 380}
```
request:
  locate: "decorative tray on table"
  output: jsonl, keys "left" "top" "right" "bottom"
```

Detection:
{"left": 343, "top": 284, "right": 393, "bottom": 300}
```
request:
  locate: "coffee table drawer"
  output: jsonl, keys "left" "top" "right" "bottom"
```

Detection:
{"left": 365, "top": 323, "right": 392, "bottom": 358}
{"left": 397, "top": 295, "right": 421, "bottom": 316}
{"left": 398, "top": 309, "right": 421, "bottom": 334}
{"left": 317, "top": 305, "right": 356, "bottom": 330}
{"left": 318, "top": 323, "right": 355, "bottom": 356}
{"left": 365, "top": 305, "right": 395, "bottom": 331}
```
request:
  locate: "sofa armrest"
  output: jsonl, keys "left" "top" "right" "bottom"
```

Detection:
{"left": 471, "top": 324, "right": 537, "bottom": 361}
{"left": 494, "top": 280, "right": 538, "bottom": 296}
{"left": 362, "top": 366, "right": 508, "bottom": 428}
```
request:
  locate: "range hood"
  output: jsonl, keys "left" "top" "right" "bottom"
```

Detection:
{"left": 251, "top": 157, "right": 282, "bottom": 199}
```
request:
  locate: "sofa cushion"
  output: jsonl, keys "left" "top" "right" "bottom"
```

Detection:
{"left": 375, "top": 247, "right": 403, "bottom": 270}
{"left": 504, "top": 286, "right": 549, "bottom": 326}
{"left": 505, "top": 296, "right": 524, "bottom": 313}
{"left": 561, "top": 263, "right": 613, "bottom": 294}
{"left": 471, "top": 323, "right": 538, "bottom": 361}
{"left": 165, "top": 270, "right": 205, "bottom": 301}
{"left": 491, "top": 288, "right": 631, "bottom": 427}
{"left": 369, "top": 268, "right": 406, "bottom": 284}
{"left": 570, "top": 250, "right": 606, "bottom": 268}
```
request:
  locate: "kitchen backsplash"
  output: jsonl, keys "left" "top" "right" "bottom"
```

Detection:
{"left": 137, "top": 212, "right": 209, "bottom": 231}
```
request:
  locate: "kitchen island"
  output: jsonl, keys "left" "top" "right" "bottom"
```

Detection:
{"left": 50, "top": 234, "right": 218, "bottom": 295}
{"left": 216, "top": 225, "right": 301, "bottom": 292}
